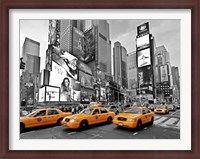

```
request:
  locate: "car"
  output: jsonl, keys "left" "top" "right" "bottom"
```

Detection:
{"left": 61, "top": 107, "right": 115, "bottom": 130}
{"left": 105, "top": 105, "right": 122, "bottom": 115}
{"left": 112, "top": 107, "right": 154, "bottom": 130}
{"left": 154, "top": 105, "right": 169, "bottom": 114}
{"left": 173, "top": 103, "right": 180, "bottom": 109}
{"left": 167, "top": 104, "right": 176, "bottom": 111}
{"left": 20, "top": 108, "right": 72, "bottom": 133}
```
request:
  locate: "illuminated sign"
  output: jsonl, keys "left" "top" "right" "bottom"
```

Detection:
{"left": 137, "top": 48, "right": 151, "bottom": 68}
{"left": 138, "top": 66, "right": 153, "bottom": 87}
{"left": 79, "top": 71, "right": 94, "bottom": 89}
{"left": 160, "top": 65, "right": 169, "bottom": 82}
{"left": 136, "top": 34, "right": 150, "bottom": 50}
{"left": 137, "top": 22, "right": 149, "bottom": 36}
{"left": 46, "top": 86, "right": 60, "bottom": 101}
{"left": 39, "top": 87, "right": 45, "bottom": 102}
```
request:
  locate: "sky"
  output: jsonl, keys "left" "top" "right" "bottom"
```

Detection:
{"left": 20, "top": 19, "right": 180, "bottom": 71}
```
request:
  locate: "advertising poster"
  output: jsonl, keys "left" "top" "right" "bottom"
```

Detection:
{"left": 138, "top": 66, "right": 153, "bottom": 87}
{"left": 137, "top": 22, "right": 149, "bottom": 36}
{"left": 72, "top": 27, "right": 85, "bottom": 60}
{"left": 77, "top": 60, "right": 92, "bottom": 75}
{"left": 83, "top": 27, "right": 96, "bottom": 63}
{"left": 52, "top": 50, "right": 78, "bottom": 80}
{"left": 100, "top": 87, "right": 106, "bottom": 101}
{"left": 137, "top": 48, "right": 151, "bottom": 68}
{"left": 46, "top": 86, "right": 59, "bottom": 101}
{"left": 160, "top": 65, "right": 169, "bottom": 82}
{"left": 136, "top": 34, "right": 150, "bottom": 50}
{"left": 48, "top": 20, "right": 57, "bottom": 45}
{"left": 38, "top": 87, "right": 45, "bottom": 102}
{"left": 79, "top": 71, "right": 93, "bottom": 89}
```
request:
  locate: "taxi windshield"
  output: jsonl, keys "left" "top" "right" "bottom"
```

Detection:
{"left": 26, "top": 110, "right": 38, "bottom": 117}
{"left": 156, "top": 106, "right": 166, "bottom": 109}
{"left": 123, "top": 108, "right": 142, "bottom": 114}
{"left": 79, "top": 109, "right": 92, "bottom": 114}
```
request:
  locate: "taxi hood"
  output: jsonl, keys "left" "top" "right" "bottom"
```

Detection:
{"left": 116, "top": 113, "right": 140, "bottom": 118}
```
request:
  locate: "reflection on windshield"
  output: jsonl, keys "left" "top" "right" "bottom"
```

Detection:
{"left": 156, "top": 106, "right": 166, "bottom": 109}
{"left": 26, "top": 110, "right": 38, "bottom": 117}
{"left": 123, "top": 108, "right": 142, "bottom": 114}
{"left": 79, "top": 109, "right": 92, "bottom": 114}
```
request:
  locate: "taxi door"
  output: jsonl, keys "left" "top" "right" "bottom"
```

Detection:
{"left": 33, "top": 110, "right": 49, "bottom": 127}
{"left": 143, "top": 108, "right": 152, "bottom": 123}
{"left": 46, "top": 109, "right": 60, "bottom": 124}
{"left": 99, "top": 108, "right": 109, "bottom": 122}
{"left": 91, "top": 109, "right": 101, "bottom": 124}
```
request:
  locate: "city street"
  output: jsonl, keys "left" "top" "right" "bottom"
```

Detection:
{"left": 20, "top": 110, "right": 180, "bottom": 139}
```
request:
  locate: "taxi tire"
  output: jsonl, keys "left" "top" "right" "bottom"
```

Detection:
{"left": 149, "top": 117, "right": 154, "bottom": 126}
{"left": 20, "top": 123, "right": 25, "bottom": 133}
{"left": 80, "top": 120, "right": 88, "bottom": 130}
{"left": 136, "top": 120, "right": 142, "bottom": 130}
{"left": 115, "top": 111, "right": 119, "bottom": 115}
{"left": 57, "top": 118, "right": 63, "bottom": 126}
{"left": 107, "top": 116, "right": 112, "bottom": 123}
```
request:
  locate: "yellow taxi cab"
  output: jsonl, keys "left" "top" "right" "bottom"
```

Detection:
{"left": 20, "top": 108, "right": 71, "bottom": 133}
{"left": 112, "top": 106, "right": 154, "bottom": 130}
{"left": 61, "top": 106, "right": 115, "bottom": 130}
{"left": 154, "top": 105, "right": 169, "bottom": 114}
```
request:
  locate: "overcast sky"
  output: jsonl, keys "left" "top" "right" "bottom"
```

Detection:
{"left": 20, "top": 19, "right": 180, "bottom": 71}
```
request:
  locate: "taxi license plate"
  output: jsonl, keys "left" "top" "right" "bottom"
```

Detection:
{"left": 118, "top": 122, "right": 123, "bottom": 126}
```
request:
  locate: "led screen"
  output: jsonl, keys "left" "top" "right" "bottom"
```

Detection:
{"left": 160, "top": 65, "right": 169, "bottom": 82}
{"left": 138, "top": 66, "right": 153, "bottom": 87}
{"left": 136, "top": 34, "right": 150, "bottom": 50}
{"left": 79, "top": 71, "right": 94, "bottom": 89}
{"left": 46, "top": 86, "right": 59, "bottom": 101}
{"left": 137, "top": 48, "right": 151, "bottom": 68}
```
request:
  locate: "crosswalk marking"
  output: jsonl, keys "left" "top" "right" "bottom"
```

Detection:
{"left": 154, "top": 116, "right": 180, "bottom": 129}
{"left": 154, "top": 117, "right": 168, "bottom": 124}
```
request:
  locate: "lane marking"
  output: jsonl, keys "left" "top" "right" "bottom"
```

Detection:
{"left": 170, "top": 111, "right": 178, "bottom": 116}
{"left": 133, "top": 132, "right": 138, "bottom": 136}
{"left": 21, "top": 131, "right": 36, "bottom": 135}
{"left": 89, "top": 134, "right": 103, "bottom": 139}
{"left": 162, "top": 118, "right": 179, "bottom": 126}
{"left": 67, "top": 132, "right": 76, "bottom": 135}
{"left": 176, "top": 121, "right": 180, "bottom": 127}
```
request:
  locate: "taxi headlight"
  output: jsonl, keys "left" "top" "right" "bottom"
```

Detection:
{"left": 70, "top": 119, "right": 79, "bottom": 123}
{"left": 127, "top": 118, "right": 136, "bottom": 122}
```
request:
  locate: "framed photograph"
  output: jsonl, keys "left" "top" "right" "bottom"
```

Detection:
{"left": 1, "top": 0, "right": 199, "bottom": 158}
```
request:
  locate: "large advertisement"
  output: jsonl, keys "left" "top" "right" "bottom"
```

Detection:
{"left": 49, "top": 61, "right": 80, "bottom": 102}
{"left": 46, "top": 86, "right": 60, "bottom": 101}
{"left": 160, "top": 65, "right": 169, "bottom": 82}
{"left": 72, "top": 27, "right": 96, "bottom": 63}
{"left": 77, "top": 60, "right": 92, "bottom": 75}
{"left": 83, "top": 27, "right": 96, "bottom": 63}
{"left": 136, "top": 34, "right": 150, "bottom": 50}
{"left": 72, "top": 27, "right": 85, "bottom": 60}
{"left": 52, "top": 50, "right": 78, "bottom": 80}
{"left": 79, "top": 71, "right": 94, "bottom": 89}
{"left": 100, "top": 87, "right": 106, "bottom": 101}
{"left": 137, "top": 48, "right": 151, "bottom": 68}
{"left": 138, "top": 66, "right": 153, "bottom": 87}
{"left": 48, "top": 20, "right": 57, "bottom": 45}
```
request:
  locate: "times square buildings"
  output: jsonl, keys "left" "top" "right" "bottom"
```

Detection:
{"left": 20, "top": 20, "right": 180, "bottom": 108}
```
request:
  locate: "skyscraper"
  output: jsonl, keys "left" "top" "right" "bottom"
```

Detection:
{"left": 113, "top": 41, "right": 128, "bottom": 88}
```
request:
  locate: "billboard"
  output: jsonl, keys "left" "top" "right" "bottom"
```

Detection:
{"left": 48, "top": 20, "right": 57, "bottom": 45}
{"left": 52, "top": 51, "right": 78, "bottom": 80}
{"left": 79, "top": 71, "right": 94, "bottom": 89}
{"left": 137, "top": 48, "right": 151, "bottom": 68}
{"left": 83, "top": 27, "right": 96, "bottom": 63}
{"left": 38, "top": 87, "right": 45, "bottom": 102}
{"left": 138, "top": 66, "right": 153, "bottom": 86}
{"left": 100, "top": 87, "right": 106, "bottom": 101}
{"left": 77, "top": 60, "right": 92, "bottom": 75}
{"left": 137, "top": 22, "right": 149, "bottom": 36}
{"left": 72, "top": 27, "right": 85, "bottom": 60}
{"left": 136, "top": 34, "right": 150, "bottom": 50}
{"left": 72, "top": 27, "right": 96, "bottom": 63}
{"left": 160, "top": 65, "right": 169, "bottom": 82}
{"left": 46, "top": 86, "right": 60, "bottom": 101}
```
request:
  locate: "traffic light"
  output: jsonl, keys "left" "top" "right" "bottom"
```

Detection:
{"left": 20, "top": 57, "right": 25, "bottom": 69}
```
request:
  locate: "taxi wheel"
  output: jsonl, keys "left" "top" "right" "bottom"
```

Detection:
{"left": 149, "top": 117, "right": 154, "bottom": 126}
{"left": 80, "top": 120, "right": 88, "bottom": 130}
{"left": 107, "top": 117, "right": 112, "bottom": 123}
{"left": 57, "top": 118, "right": 63, "bottom": 126}
{"left": 136, "top": 120, "right": 142, "bottom": 130}
{"left": 20, "top": 123, "right": 25, "bottom": 133}
{"left": 115, "top": 111, "right": 119, "bottom": 115}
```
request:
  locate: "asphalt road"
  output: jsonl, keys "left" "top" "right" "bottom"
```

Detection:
{"left": 20, "top": 110, "right": 180, "bottom": 139}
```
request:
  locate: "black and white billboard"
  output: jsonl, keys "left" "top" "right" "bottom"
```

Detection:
{"left": 137, "top": 48, "right": 151, "bottom": 68}
{"left": 136, "top": 34, "right": 150, "bottom": 50}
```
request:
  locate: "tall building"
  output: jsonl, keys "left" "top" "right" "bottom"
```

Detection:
{"left": 113, "top": 41, "right": 128, "bottom": 89}
{"left": 92, "top": 20, "right": 112, "bottom": 76}
{"left": 127, "top": 51, "right": 137, "bottom": 97}
{"left": 21, "top": 37, "right": 40, "bottom": 105}
{"left": 171, "top": 66, "right": 180, "bottom": 101}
